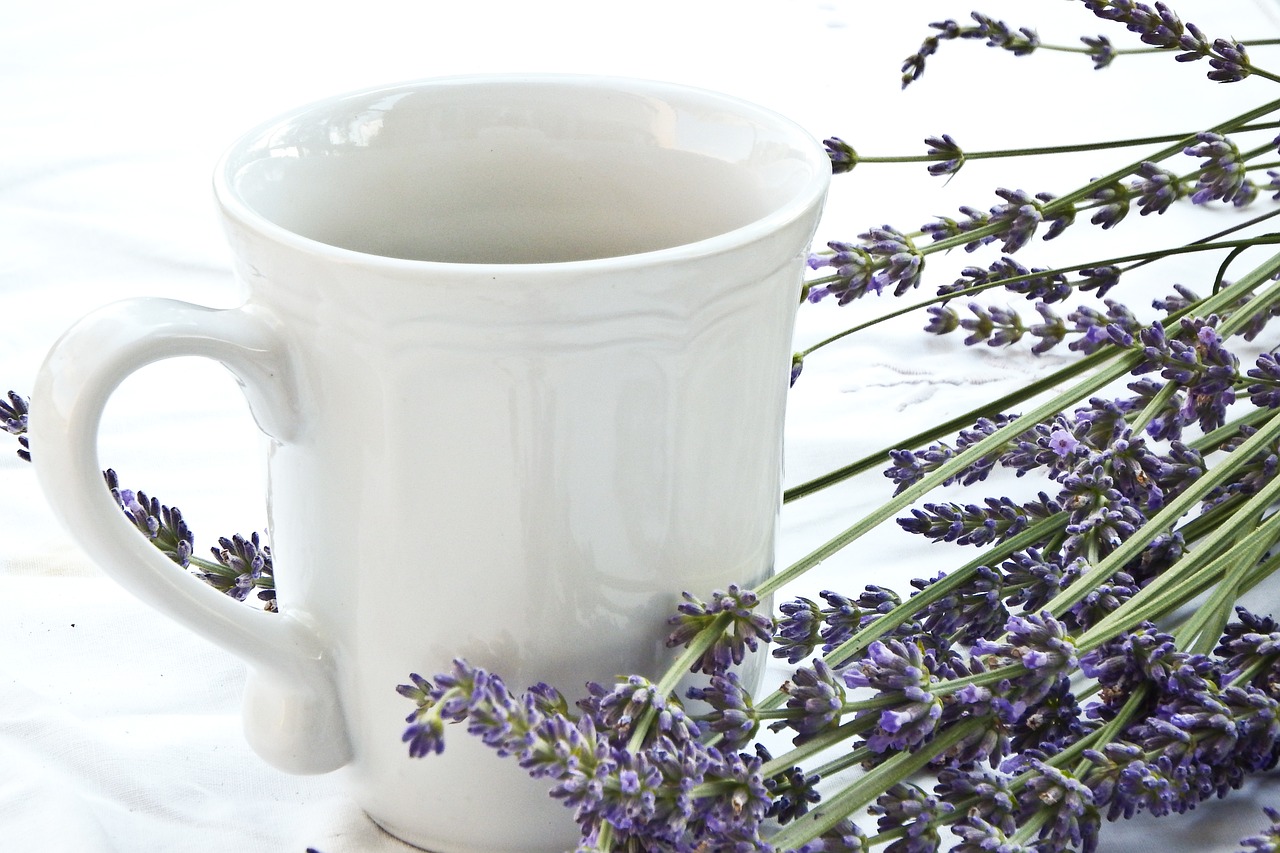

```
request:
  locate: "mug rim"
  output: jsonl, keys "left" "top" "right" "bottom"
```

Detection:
{"left": 212, "top": 73, "right": 831, "bottom": 274}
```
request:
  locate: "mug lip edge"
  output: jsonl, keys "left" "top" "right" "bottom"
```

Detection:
{"left": 211, "top": 73, "right": 832, "bottom": 274}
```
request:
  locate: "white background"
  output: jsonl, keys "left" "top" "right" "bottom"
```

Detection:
{"left": 4, "top": 1, "right": 1280, "bottom": 850}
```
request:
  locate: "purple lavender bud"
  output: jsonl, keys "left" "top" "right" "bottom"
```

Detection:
{"left": 956, "top": 205, "right": 999, "bottom": 252}
{"left": 974, "top": 612, "right": 1077, "bottom": 705}
{"left": 1078, "top": 265, "right": 1121, "bottom": 298}
{"left": 911, "top": 565, "right": 1008, "bottom": 643}
{"left": 989, "top": 188, "right": 1044, "bottom": 253}
{"left": 1017, "top": 760, "right": 1100, "bottom": 853}
{"left": 859, "top": 225, "right": 925, "bottom": 295}
{"left": 924, "top": 304, "right": 960, "bottom": 335}
{"left": 1041, "top": 197, "right": 1076, "bottom": 241}
{"left": 1129, "top": 161, "right": 1183, "bottom": 214}
{"left": 824, "top": 137, "right": 857, "bottom": 174}
{"left": 790, "top": 353, "right": 804, "bottom": 387}
{"left": 1267, "top": 170, "right": 1280, "bottom": 201}
{"left": 666, "top": 584, "right": 773, "bottom": 676}
{"left": 951, "top": 815, "right": 1036, "bottom": 853}
{"left": 1088, "top": 181, "right": 1130, "bottom": 229}
{"left": 1028, "top": 302, "right": 1067, "bottom": 354}
{"left": 1185, "top": 131, "right": 1247, "bottom": 205}
{"left": 844, "top": 640, "right": 943, "bottom": 752}
{"left": 1208, "top": 38, "right": 1251, "bottom": 83}
{"left": 791, "top": 818, "right": 869, "bottom": 852}
{"left": 775, "top": 659, "right": 847, "bottom": 744}
{"left": 870, "top": 783, "right": 954, "bottom": 852}
{"left": 984, "top": 256, "right": 1071, "bottom": 302}
{"left": 761, "top": 755, "right": 822, "bottom": 826}
{"left": 1081, "top": 34, "right": 1115, "bottom": 69}
{"left": 1247, "top": 351, "right": 1280, "bottom": 409}
{"left": 961, "top": 303, "right": 995, "bottom": 346}
{"left": 921, "top": 214, "right": 963, "bottom": 245}
{"left": 103, "top": 469, "right": 196, "bottom": 570}
{"left": 1238, "top": 806, "right": 1280, "bottom": 853}
{"left": 686, "top": 671, "right": 758, "bottom": 749}
{"left": 925, "top": 133, "right": 965, "bottom": 177}
{"left": 1003, "top": 549, "right": 1080, "bottom": 613}
{"left": 1, "top": 391, "right": 29, "bottom": 460}
{"left": 205, "top": 532, "right": 270, "bottom": 601}
{"left": 773, "top": 596, "right": 824, "bottom": 663}
{"left": 818, "top": 590, "right": 864, "bottom": 651}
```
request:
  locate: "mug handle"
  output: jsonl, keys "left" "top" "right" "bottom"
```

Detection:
{"left": 30, "top": 297, "right": 352, "bottom": 774}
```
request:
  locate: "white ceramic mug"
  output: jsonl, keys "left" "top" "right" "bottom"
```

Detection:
{"left": 30, "top": 75, "right": 829, "bottom": 852}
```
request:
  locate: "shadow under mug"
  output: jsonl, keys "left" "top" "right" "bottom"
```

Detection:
{"left": 31, "top": 75, "right": 830, "bottom": 852}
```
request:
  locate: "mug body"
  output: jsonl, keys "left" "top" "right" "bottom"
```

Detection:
{"left": 214, "top": 76, "right": 829, "bottom": 851}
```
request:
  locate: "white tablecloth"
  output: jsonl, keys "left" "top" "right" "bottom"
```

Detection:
{"left": 4, "top": 1, "right": 1280, "bottom": 850}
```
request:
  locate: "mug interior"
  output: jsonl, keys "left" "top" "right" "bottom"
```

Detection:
{"left": 220, "top": 78, "right": 826, "bottom": 264}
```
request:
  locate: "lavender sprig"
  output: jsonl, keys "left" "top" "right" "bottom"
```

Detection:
{"left": 1, "top": 391, "right": 29, "bottom": 462}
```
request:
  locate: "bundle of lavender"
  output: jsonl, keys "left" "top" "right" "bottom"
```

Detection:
{"left": 11, "top": 2, "right": 1280, "bottom": 851}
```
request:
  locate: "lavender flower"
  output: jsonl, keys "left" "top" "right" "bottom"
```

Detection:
{"left": 1216, "top": 608, "right": 1280, "bottom": 691}
{"left": 1003, "top": 549, "right": 1082, "bottom": 614}
{"left": 988, "top": 189, "right": 1045, "bottom": 253}
{"left": 912, "top": 566, "right": 1008, "bottom": 644}
{"left": 951, "top": 815, "right": 1037, "bottom": 853}
{"left": 1239, "top": 806, "right": 1280, "bottom": 853}
{"left": 760, "top": 753, "right": 822, "bottom": 825}
{"left": 935, "top": 765, "right": 1017, "bottom": 832}
{"left": 1135, "top": 317, "right": 1240, "bottom": 432}
{"left": 825, "top": 137, "right": 857, "bottom": 174}
{"left": 774, "top": 659, "right": 847, "bottom": 744}
{"left": 666, "top": 584, "right": 773, "bottom": 676}
{"left": 884, "top": 415, "right": 1016, "bottom": 495}
{"left": 1088, "top": 181, "right": 1130, "bottom": 229}
{"left": 1081, "top": 34, "right": 1116, "bottom": 69}
{"left": 792, "top": 819, "right": 869, "bottom": 852}
{"left": 1009, "top": 675, "right": 1087, "bottom": 755}
{"left": 685, "top": 671, "right": 758, "bottom": 750}
{"left": 901, "top": 13, "right": 1039, "bottom": 88}
{"left": 204, "top": 532, "right": 272, "bottom": 603}
{"left": 400, "top": 660, "right": 778, "bottom": 848}
{"left": 923, "top": 304, "right": 960, "bottom": 336}
{"left": 1028, "top": 302, "right": 1067, "bottom": 354}
{"left": 807, "top": 241, "right": 876, "bottom": 304}
{"left": 870, "top": 782, "right": 955, "bottom": 853}
{"left": 861, "top": 225, "right": 925, "bottom": 296}
{"left": 1208, "top": 39, "right": 1251, "bottom": 83}
{"left": 1129, "top": 161, "right": 1183, "bottom": 214}
{"left": 774, "top": 596, "right": 825, "bottom": 664}
{"left": 1066, "top": 299, "right": 1143, "bottom": 353}
{"left": 898, "top": 496, "right": 1035, "bottom": 547}
{"left": 1247, "top": 351, "right": 1280, "bottom": 409}
{"left": 1184, "top": 132, "right": 1247, "bottom": 205}
{"left": 1079, "top": 265, "right": 1121, "bottom": 298}
{"left": 983, "top": 257, "right": 1071, "bottom": 303}
{"left": 961, "top": 303, "right": 1025, "bottom": 348}
{"left": 1017, "top": 759, "right": 1100, "bottom": 853}
{"left": 844, "top": 639, "right": 943, "bottom": 753}
{"left": 816, "top": 589, "right": 866, "bottom": 652}
{"left": 925, "top": 134, "right": 965, "bottom": 177}
{"left": 973, "top": 611, "right": 1078, "bottom": 706}
{"left": 920, "top": 209, "right": 984, "bottom": 252}
{"left": 103, "top": 469, "right": 193, "bottom": 568}
{"left": 580, "top": 675, "right": 699, "bottom": 746}
{"left": 1, "top": 391, "right": 30, "bottom": 462}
